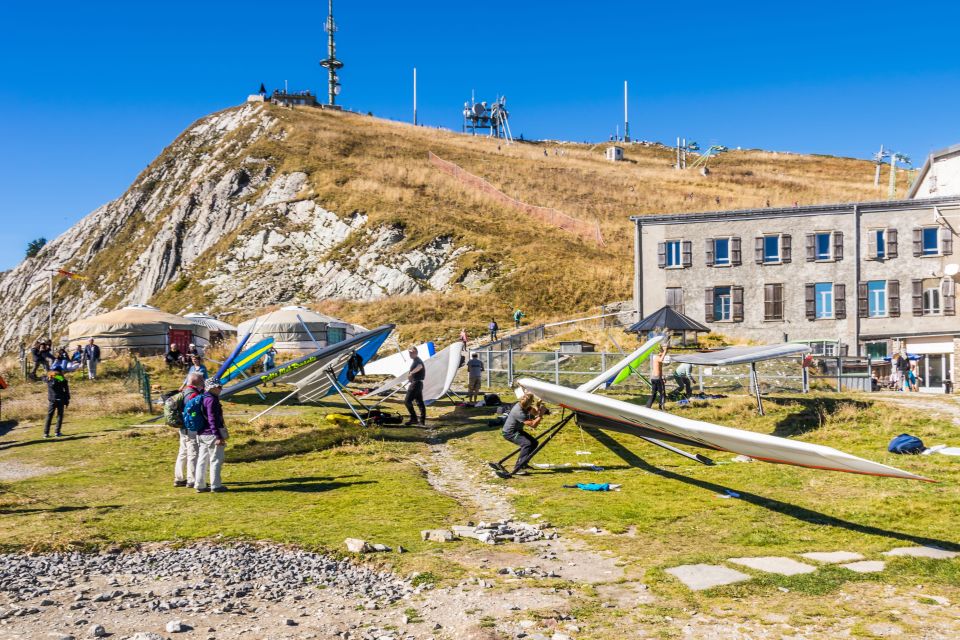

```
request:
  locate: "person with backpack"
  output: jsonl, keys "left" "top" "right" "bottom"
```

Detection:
{"left": 193, "top": 378, "right": 229, "bottom": 493}
{"left": 168, "top": 372, "right": 204, "bottom": 488}
{"left": 43, "top": 364, "right": 70, "bottom": 438}
{"left": 513, "top": 308, "right": 525, "bottom": 329}
{"left": 488, "top": 318, "right": 499, "bottom": 342}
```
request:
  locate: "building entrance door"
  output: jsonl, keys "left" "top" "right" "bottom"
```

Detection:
{"left": 920, "top": 354, "right": 947, "bottom": 393}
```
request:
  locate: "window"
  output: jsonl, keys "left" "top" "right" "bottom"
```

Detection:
{"left": 924, "top": 286, "right": 942, "bottom": 315}
{"left": 867, "top": 280, "right": 887, "bottom": 317}
{"left": 873, "top": 229, "right": 886, "bottom": 259}
{"left": 815, "top": 282, "right": 834, "bottom": 319}
{"left": 815, "top": 232, "right": 832, "bottom": 260}
{"left": 714, "top": 286, "right": 732, "bottom": 321}
{"left": 666, "top": 287, "right": 684, "bottom": 314}
{"left": 666, "top": 240, "right": 681, "bottom": 267}
{"left": 327, "top": 326, "right": 346, "bottom": 343}
{"left": 865, "top": 341, "right": 888, "bottom": 359}
{"left": 763, "top": 235, "right": 780, "bottom": 263}
{"left": 764, "top": 284, "right": 784, "bottom": 321}
{"left": 714, "top": 238, "right": 730, "bottom": 265}
{"left": 922, "top": 227, "right": 940, "bottom": 256}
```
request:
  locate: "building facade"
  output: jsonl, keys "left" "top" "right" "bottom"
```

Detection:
{"left": 632, "top": 196, "right": 960, "bottom": 392}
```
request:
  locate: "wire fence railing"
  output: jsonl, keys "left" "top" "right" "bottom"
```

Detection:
{"left": 125, "top": 357, "right": 153, "bottom": 413}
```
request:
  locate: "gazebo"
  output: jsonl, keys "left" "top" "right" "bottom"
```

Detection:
{"left": 625, "top": 306, "right": 710, "bottom": 345}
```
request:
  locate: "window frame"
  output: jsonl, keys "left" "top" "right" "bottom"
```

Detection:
{"left": 665, "top": 239, "right": 682, "bottom": 268}
{"left": 815, "top": 231, "right": 833, "bottom": 261}
{"left": 867, "top": 280, "right": 887, "bottom": 317}
{"left": 714, "top": 286, "right": 733, "bottom": 322}
{"left": 922, "top": 227, "right": 941, "bottom": 256}
{"left": 874, "top": 229, "right": 886, "bottom": 260}
{"left": 815, "top": 282, "right": 834, "bottom": 319}
{"left": 762, "top": 234, "right": 781, "bottom": 264}
{"left": 713, "top": 237, "right": 731, "bottom": 266}
{"left": 923, "top": 286, "right": 942, "bottom": 315}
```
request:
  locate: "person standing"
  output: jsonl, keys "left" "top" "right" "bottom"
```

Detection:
{"left": 186, "top": 355, "right": 208, "bottom": 382}
{"left": 172, "top": 373, "right": 204, "bottom": 488}
{"left": 404, "top": 347, "right": 426, "bottom": 426}
{"left": 194, "top": 378, "right": 228, "bottom": 493}
{"left": 466, "top": 352, "right": 484, "bottom": 403}
{"left": 263, "top": 346, "right": 277, "bottom": 373}
{"left": 459, "top": 328, "right": 469, "bottom": 347}
{"left": 497, "top": 393, "right": 543, "bottom": 477}
{"left": 82, "top": 338, "right": 101, "bottom": 380}
{"left": 513, "top": 308, "right": 525, "bottom": 329}
{"left": 647, "top": 344, "right": 669, "bottom": 410}
{"left": 43, "top": 364, "right": 70, "bottom": 438}
{"left": 30, "top": 341, "right": 45, "bottom": 380}
{"left": 488, "top": 318, "right": 499, "bottom": 342}
{"left": 897, "top": 352, "right": 911, "bottom": 392}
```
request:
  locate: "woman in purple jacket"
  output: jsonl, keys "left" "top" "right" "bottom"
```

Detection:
{"left": 194, "top": 378, "right": 229, "bottom": 493}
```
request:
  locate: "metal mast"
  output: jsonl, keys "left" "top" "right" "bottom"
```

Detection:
{"left": 623, "top": 80, "right": 630, "bottom": 143}
{"left": 319, "top": 0, "right": 343, "bottom": 106}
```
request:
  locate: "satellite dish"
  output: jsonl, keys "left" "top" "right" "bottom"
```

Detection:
{"left": 945, "top": 263, "right": 959, "bottom": 276}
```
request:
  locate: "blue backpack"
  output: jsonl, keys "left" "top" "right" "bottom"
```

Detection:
{"left": 182, "top": 392, "right": 207, "bottom": 432}
{"left": 888, "top": 433, "right": 925, "bottom": 455}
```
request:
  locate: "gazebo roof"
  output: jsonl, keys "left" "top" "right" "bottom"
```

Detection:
{"left": 625, "top": 305, "right": 710, "bottom": 334}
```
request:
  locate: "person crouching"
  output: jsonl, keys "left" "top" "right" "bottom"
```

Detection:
{"left": 194, "top": 378, "right": 228, "bottom": 493}
{"left": 497, "top": 393, "right": 543, "bottom": 477}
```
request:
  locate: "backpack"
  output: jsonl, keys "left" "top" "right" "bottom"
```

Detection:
{"left": 163, "top": 391, "right": 186, "bottom": 427}
{"left": 888, "top": 433, "right": 925, "bottom": 455}
{"left": 484, "top": 393, "right": 502, "bottom": 407}
{"left": 182, "top": 392, "right": 207, "bottom": 432}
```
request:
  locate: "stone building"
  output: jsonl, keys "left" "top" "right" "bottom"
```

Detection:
{"left": 631, "top": 196, "right": 960, "bottom": 393}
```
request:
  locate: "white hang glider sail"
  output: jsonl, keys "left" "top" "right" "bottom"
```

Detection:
{"left": 577, "top": 335, "right": 664, "bottom": 392}
{"left": 370, "top": 341, "right": 464, "bottom": 405}
{"left": 671, "top": 343, "right": 810, "bottom": 366}
{"left": 365, "top": 342, "right": 436, "bottom": 377}
{"left": 517, "top": 377, "right": 931, "bottom": 481}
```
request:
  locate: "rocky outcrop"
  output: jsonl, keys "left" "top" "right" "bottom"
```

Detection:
{"left": 0, "top": 104, "right": 479, "bottom": 353}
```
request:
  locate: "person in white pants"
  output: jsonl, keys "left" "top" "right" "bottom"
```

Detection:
{"left": 174, "top": 373, "right": 204, "bottom": 488}
{"left": 194, "top": 378, "right": 228, "bottom": 493}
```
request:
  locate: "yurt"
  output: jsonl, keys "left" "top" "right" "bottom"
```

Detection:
{"left": 237, "top": 306, "right": 359, "bottom": 352}
{"left": 183, "top": 312, "right": 237, "bottom": 345}
{"left": 67, "top": 304, "right": 210, "bottom": 355}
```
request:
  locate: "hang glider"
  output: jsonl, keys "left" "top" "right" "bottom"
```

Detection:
{"left": 370, "top": 341, "right": 464, "bottom": 405}
{"left": 219, "top": 338, "right": 275, "bottom": 384}
{"left": 577, "top": 335, "right": 664, "bottom": 392}
{"left": 515, "top": 377, "right": 930, "bottom": 482}
{"left": 365, "top": 342, "right": 436, "bottom": 377}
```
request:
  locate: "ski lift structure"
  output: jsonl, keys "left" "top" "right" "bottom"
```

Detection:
{"left": 462, "top": 96, "right": 513, "bottom": 142}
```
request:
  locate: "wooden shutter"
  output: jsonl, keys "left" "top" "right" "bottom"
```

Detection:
{"left": 943, "top": 278, "right": 956, "bottom": 316}
{"left": 835, "top": 284, "right": 846, "bottom": 319}
{"left": 913, "top": 228, "right": 922, "bottom": 256}
{"left": 942, "top": 227, "right": 954, "bottom": 255}
{"left": 912, "top": 279, "right": 923, "bottom": 316}
{"left": 657, "top": 242, "right": 666, "bottom": 268}
{"left": 763, "top": 284, "right": 774, "bottom": 320}
{"left": 833, "top": 231, "right": 844, "bottom": 261}
{"left": 805, "top": 283, "right": 816, "bottom": 320}
{"left": 705, "top": 238, "right": 714, "bottom": 266}
{"left": 888, "top": 280, "right": 900, "bottom": 317}
{"left": 682, "top": 241, "right": 692, "bottom": 267}
{"left": 731, "top": 237, "right": 742, "bottom": 265}
{"left": 782, "top": 234, "right": 792, "bottom": 263}
{"left": 887, "top": 228, "right": 898, "bottom": 258}
{"left": 866, "top": 231, "right": 877, "bottom": 260}
{"left": 732, "top": 286, "right": 744, "bottom": 322}
{"left": 805, "top": 234, "right": 815, "bottom": 261}
{"left": 858, "top": 282, "right": 868, "bottom": 318}
{"left": 754, "top": 236, "right": 764, "bottom": 264}
{"left": 704, "top": 288, "right": 715, "bottom": 322}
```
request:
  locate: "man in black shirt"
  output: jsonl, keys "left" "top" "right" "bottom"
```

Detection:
{"left": 44, "top": 364, "right": 71, "bottom": 438}
{"left": 404, "top": 347, "right": 426, "bottom": 426}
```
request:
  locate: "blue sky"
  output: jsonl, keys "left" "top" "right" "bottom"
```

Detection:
{"left": 2, "top": 0, "right": 960, "bottom": 271}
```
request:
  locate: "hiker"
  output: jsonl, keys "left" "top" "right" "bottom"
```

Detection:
{"left": 187, "top": 355, "right": 208, "bottom": 382}
{"left": 513, "top": 308, "right": 525, "bottom": 329}
{"left": 647, "top": 344, "right": 669, "bottom": 410}
{"left": 171, "top": 372, "right": 204, "bottom": 488}
{"left": 43, "top": 364, "right": 70, "bottom": 438}
{"left": 459, "top": 328, "right": 468, "bottom": 346}
{"left": 82, "top": 338, "right": 101, "bottom": 380}
{"left": 165, "top": 343, "right": 184, "bottom": 369}
{"left": 194, "top": 378, "right": 229, "bottom": 493}
{"left": 404, "top": 346, "right": 426, "bottom": 426}
{"left": 674, "top": 361, "right": 693, "bottom": 399}
{"left": 466, "top": 352, "right": 484, "bottom": 403}
{"left": 498, "top": 392, "right": 544, "bottom": 477}
{"left": 488, "top": 318, "right": 499, "bottom": 342}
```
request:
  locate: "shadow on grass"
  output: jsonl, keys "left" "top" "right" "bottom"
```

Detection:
{"left": 230, "top": 475, "right": 358, "bottom": 486}
{"left": 228, "top": 429, "right": 361, "bottom": 463}
{"left": 0, "top": 420, "right": 17, "bottom": 437}
{"left": 0, "top": 434, "right": 96, "bottom": 451}
{"left": 585, "top": 428, "right": 960, "bottom": 551}
{"left": 766, "top": 396, "right": 872, "bottom": 438}
{"left": 227, "top": 479, "right": 375, "bottom": 493}
{"left": 0, "top": 504, "right": 120, "bottom": 516}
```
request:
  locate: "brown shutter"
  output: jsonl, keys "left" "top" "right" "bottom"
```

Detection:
{"left": 704, "top": 288, "right": 715, "bottom": 322}
{"left": 805, "top": 234, "right": 816, "bottom": 261}
{"left": 887, "top": 228, "right": 898, "bottom": 258}
{"left": 732, "top": 286, "right": 744, "bottom": 322}
{"left": 858, "top": 282, "right": 868, "bottom": 318}
{"left": 942, "top": 278, "right": 956, "bottom": 316}
{"left": 731, "top": 237, "right": 742, "bottom": 265}
{"left": 764, "top": 284, "right": 773, "bottom": 320}
{"left": 913, "top": 228, "right": 922, "bottom": 256}
{"left": 774, "top": 283, "right": 784, "bottom": 320}
{"left": 682, "top": 241, "right": 692, "bottom": 267}
{"left": 942, "top": 228, "right": 954, "bottom": 255}
{"left": 833, "top": 231, "right": 844, "bottom": 261}
{"left": 754, "top": 236, "right": 764, "bottom": 264}
{"left": 835, "top": 284, "right": 846, "bottom": 319}
{"left": 705, "top": 238, "right": 714, "bottom": 266}
{"left": 805, "top": 283, "right": 816, "bottom": 319}
{"left": 888, "top": 280, "right": 900, "bottom": 317}
{"left": 866, "top": 231, "right": 877, "bottom": 260}
{"left": 781, "top": 234, "right": 792, "bottom": 263}
{"left": 912, "top": 279, "right": 923, "bottom": 315}
{"left": 657, "top": 242, "right": 666, "bottom": 268}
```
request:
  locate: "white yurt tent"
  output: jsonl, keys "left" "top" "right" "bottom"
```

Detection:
{"left": 67, "top": 304, "right": 210, "bottom": 355}
{"left": 237, "top": 305, "right": 359, "bottom": 352}
{"left": 183, "top": 312, "right": 238, "bottom": 342}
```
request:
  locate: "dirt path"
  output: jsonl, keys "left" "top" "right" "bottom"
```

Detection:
{"left": 874, "top": 392, "right": 960, "bottom": 426}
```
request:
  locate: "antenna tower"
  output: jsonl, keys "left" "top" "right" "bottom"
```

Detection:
{"left": 319, "top": 0, "right": 343, "bottom": 106}
{"left": 623, "top": 81, "right": 630, "bottom": 143}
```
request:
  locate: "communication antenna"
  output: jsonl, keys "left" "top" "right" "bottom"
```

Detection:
{"left": 319, "top": 0, "right": 344, "bottom": 106}
{"left": 413, "top": 67, "right": 417, "bottom": 125}
{"left": 623, "top": 80, "right": 630, "bottom": 143}
{"left": 873, "top": 144, "right": 888, "bottom": 186}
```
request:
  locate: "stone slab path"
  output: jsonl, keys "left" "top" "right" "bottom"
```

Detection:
{"left": 728, "top": 557, "right": 817, "bottom": 576}
{"left": 883, "top": 546, "right": 959, "bottom": 559}
{"left": 801, "top": 551, "right": 864, "bottom": 563}
{"left": 665, "top": 564, "right": 751, "bottom": 591}
{"left": 840, "top": 560, "right": 886, "bottom": 573}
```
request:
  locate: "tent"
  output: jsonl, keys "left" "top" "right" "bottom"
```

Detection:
{"left": 183, "top": 312, "right": 238, "bottom": 335}
{"left": 67, "top": 305, "right": 209, "bottom": 355}
{"left": 626, "top": 306, "right": 710, "bottom": 345}
{"left": 237, "top": 306, "right": 360, "bottom": 352}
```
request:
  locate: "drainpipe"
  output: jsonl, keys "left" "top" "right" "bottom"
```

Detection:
{"left": 634, "top": 219, "right": 643, "bottom": 321}
{"left": 853, "top": 204, "right": 861, "bottom": 355}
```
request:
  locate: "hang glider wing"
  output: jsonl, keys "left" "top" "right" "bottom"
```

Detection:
{"left": 365, "top": 341, "right": 436, "bottom": 377}
{"left": 370, "top": 341, "right": 463, "bottom": 405}
{"left": 517, "top": 377, "right": 931, "bottom": 481}
{"left": 578, "top": 335, "right": 664, "bottom": 392}
{"left": 672, "top": 343, "right": 811, "bottom": 366}
{"left": 219, "top": 338, "right": 275, "bottom": 384}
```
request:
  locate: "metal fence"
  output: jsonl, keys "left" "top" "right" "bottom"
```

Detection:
{"left": 125, "top": 357, "right": 153, "bottom": 413}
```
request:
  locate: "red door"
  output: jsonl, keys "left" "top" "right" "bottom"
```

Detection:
{"left": 168, "top": 329, "right": 192, "bottom": 354}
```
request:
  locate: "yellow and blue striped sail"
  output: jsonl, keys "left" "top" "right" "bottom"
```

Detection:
{"left": 219, "top": 338, "right": 275, "bottom": 384}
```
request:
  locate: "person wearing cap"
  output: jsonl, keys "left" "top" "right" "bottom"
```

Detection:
{"left": 174, "top": 372, "right": 204, "bottom": 488}
{"left": 194, "top": 378, "right": 229, "bottom": 493}
{"left": 404, "top": 347, "right": 426, "bottom": 426}
{"left": 43, "top": 364, "right": 71, "bottom": 438}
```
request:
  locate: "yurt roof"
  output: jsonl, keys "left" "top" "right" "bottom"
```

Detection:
{"left": 238, "top": 306, "right": 347, "bottom": 332}
{"left": 68, "top": 306, "right": 203, "bottom": 338}
{"left": 183, "top": 312, "right": 238, "bottom": 332}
